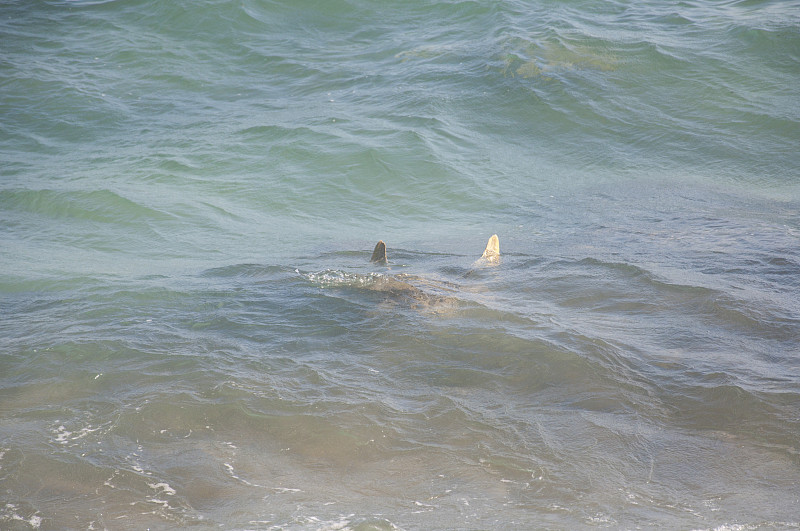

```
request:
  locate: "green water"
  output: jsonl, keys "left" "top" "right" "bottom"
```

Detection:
{"left": 1, "top": 0, "right": 799, "bottom": 528}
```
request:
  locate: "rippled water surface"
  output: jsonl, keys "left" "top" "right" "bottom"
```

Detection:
{"left": 1, "top": 0, "right": 799, "bottom": 529}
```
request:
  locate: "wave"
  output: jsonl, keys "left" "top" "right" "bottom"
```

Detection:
{"left": 0, "top": 188, "right": 173, "bottom": 225}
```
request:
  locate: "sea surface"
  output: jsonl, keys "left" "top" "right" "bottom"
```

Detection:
{"left": 1, "top": 0, "right": 799, "bottom": 529}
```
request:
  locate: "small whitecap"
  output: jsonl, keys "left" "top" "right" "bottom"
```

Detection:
{"left": 54, "top": 425, "right": 72, "bottom": 444}
{"left": 148, "top": 482, "right": 176, "bottom": 495}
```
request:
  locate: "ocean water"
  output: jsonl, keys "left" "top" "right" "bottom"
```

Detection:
{"left": 1, "top": 0, "right": 799, "bottom": 528}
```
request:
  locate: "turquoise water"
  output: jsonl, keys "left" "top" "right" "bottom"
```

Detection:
{"left": 1, "top": 0, "right": 799, "bottom": 528}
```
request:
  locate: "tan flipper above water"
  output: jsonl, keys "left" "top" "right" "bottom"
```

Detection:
{"left": 370, "top": 240, "right": 388, "bottom": 263}
{"left": 481, "top": 234, "right": 500, "bottom": 263}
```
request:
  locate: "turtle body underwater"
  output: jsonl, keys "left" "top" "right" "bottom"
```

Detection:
{"left": 304, "top": 235, "right": 500, "bottom": 313}
{"left": 362, "top": 235, "right": 500, "bottom": 311}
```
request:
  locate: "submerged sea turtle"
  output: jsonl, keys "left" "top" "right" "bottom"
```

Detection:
{"left": 359, "top": 235, "right": 500, "bottom": 311}
{"left": 304, "top": 235, "right": 500, "bottom": 312}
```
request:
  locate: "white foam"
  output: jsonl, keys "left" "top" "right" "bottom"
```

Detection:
{"left": 224, "top": 463, "right": 300, "bottom": 493}
{"left": 305, "top": 269, "right": 382, "bottom": 288}
{"left": 588, "top": 513, "right": 614, "bottom": 524}
{"left": 411, "top": 500, "right": 436, "bottom": 514}
{"left": 147, "top": 498, "right": 170, "bottom": 508}
{"left": 691, "top": 525, "right": 800, "bottom": 531}
{"left": 1, "top": 503, "right": 42, "bottom": 529}
{"left": 53, "top": 424, "right": 102, "bottom": 446}
{"left": 73, "top": 426, "right": 100, "bottom": 440}
{"left": 224, "top": 462, "right": 258, "bottom": 487}
{"left": 298, "top": 515, "right": 353, "bottom": 530}
{"left": 148, "top": 482, "right": 176, "bottom": 496}
{"left": 54, "top": 425, "right": 71, "bottom": 444}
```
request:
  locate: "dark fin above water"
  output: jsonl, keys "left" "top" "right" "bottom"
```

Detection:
{"left": 370, "top": 240, "right": 388, "bottom": 263}
{"left": 481, "top": 234, "right": 500, "bottom": 262}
